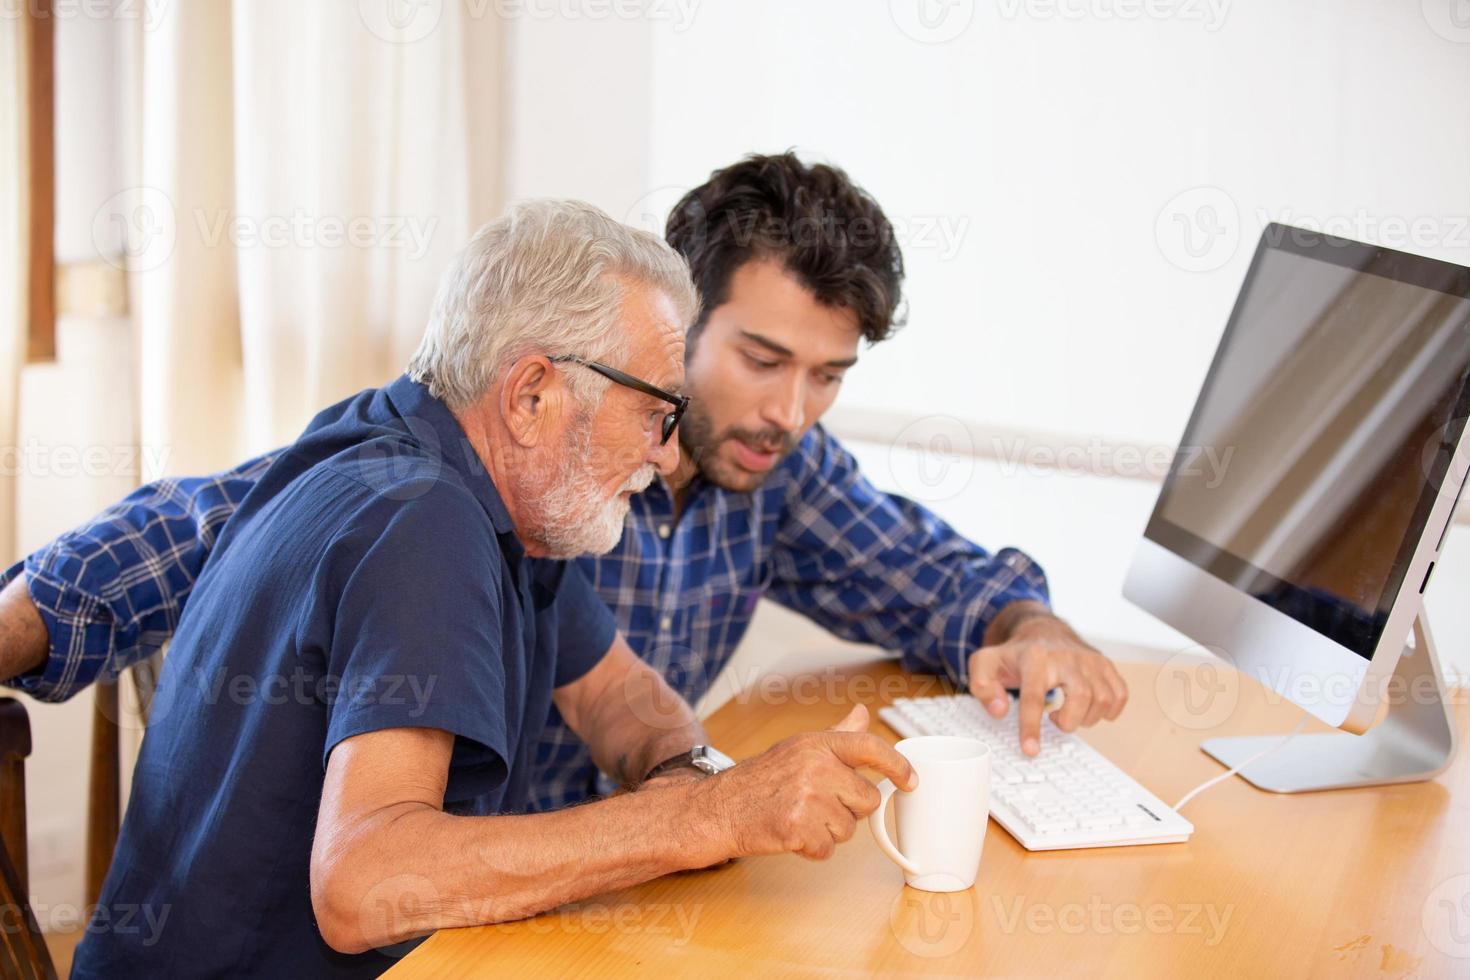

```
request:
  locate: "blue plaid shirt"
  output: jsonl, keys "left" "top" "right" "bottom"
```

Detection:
{"left": 1, "top": 424, "right": 1049, "bottom": 811}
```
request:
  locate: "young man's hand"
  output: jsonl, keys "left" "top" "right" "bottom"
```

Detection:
{"left": 966, "top": 601, "right": 1128, "bottom": 756}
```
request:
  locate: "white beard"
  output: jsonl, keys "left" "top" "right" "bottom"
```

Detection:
{"left": 523, "top": 422, "right": 656, "bottom": 558}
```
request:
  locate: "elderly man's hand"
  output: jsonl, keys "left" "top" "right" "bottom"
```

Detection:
{"left": 966, "top": 602, "right": 1128, "bottom": 756}
{"left": 694, "top": 704, "right": 915, "bottom": 862}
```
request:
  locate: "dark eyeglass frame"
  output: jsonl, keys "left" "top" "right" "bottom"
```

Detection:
{"left": 550, "top": 356, "right": 690, "bottom": 445}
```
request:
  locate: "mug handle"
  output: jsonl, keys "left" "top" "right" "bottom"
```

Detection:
{"left": 867, "top": 779, "right": 920, "bottom": 874}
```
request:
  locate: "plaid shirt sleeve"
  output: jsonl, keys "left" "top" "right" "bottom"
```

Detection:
{"left": 767, "top": 425, "right": 1050, "bottom": 691}
{"left": 0, "top": 453, "right": 279, "bottom": 702}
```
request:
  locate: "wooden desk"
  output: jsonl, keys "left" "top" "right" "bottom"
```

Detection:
{"left": 386, "top": 655, "right": 1470, "bottom": 978}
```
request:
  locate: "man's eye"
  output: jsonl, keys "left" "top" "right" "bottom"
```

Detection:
{"left": 817, "top": 372, "right": 844, "bottom": 387}
{"left": 745, "top": 353, "right": 778, "bottom": 371}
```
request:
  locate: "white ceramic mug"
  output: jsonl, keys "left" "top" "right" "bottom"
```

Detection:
{"left": 868, "top": 735, "right": 990, "bottom": 892}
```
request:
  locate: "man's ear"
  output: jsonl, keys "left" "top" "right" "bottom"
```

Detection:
{"left": 498, "top": 355, "right": 563, "bottom": 448}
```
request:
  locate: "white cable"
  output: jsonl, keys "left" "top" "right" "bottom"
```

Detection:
{"left": 1172, "top": 717, "right": 1311, "bottom": 813}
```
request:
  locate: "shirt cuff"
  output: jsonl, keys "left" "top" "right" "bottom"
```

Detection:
{"left": 0, "top": 559, "right": 116, "bottom": 703}
{"left": 943, "top": 547, "right": 1051, "bottom": 691}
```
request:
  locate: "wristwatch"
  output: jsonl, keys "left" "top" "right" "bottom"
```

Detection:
{"left": 642, "top": 745, "right": 736, "bottom": 783}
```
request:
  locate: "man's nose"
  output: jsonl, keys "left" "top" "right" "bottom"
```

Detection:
{"left": 651, "top": 430, "right": 680, "bottom": 475}
{"left": 762, "top": 375, "right": 805, "bottom": 433}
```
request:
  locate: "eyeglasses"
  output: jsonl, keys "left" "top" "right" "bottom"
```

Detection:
{"left": 550, "top": 356, "right": 690, "bottom": 445}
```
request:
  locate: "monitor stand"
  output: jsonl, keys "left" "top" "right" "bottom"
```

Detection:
{"left": 1200, "top": 610, "right": 1459, "bottom": 793}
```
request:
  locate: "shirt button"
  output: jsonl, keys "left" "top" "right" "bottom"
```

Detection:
{"left": 657, "top": 524, "right": 671, "bottom": 539}
{"left": 660, "top": 615, "right": 673, "bottom": 631}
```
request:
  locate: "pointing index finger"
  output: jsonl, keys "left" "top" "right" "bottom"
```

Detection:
{"left": 1016, "top": 652, "right": 1052, "bottom": 756}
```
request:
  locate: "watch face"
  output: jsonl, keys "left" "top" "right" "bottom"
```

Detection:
{"left": 692, "top": 745, "right": 736, "bottom": 773}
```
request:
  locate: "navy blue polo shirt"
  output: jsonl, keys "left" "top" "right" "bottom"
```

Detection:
{"left": 73, "top": 376, "right": 617, "bottom": 978}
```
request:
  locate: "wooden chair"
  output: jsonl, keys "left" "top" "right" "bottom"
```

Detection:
{"left": 0, "top": 659, "right": 159, "bottom": 980}
{"left": 0, "top": 698, "right": 56, "bottom": 979}
{"left": 1, "top": 0, "right": 165, "bottom": 970}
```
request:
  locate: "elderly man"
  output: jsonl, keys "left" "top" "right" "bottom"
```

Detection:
{"left": 68, "top": 201, "right": 914, "bottom": 977}
{"left": 0, "top": 154, "right": 1126, "bottom": 808}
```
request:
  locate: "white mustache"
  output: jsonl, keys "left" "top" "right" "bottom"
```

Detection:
{"left": 620, "top": 466, "right": 656, "bottom": 495}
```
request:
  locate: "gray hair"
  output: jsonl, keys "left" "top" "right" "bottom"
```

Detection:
{"left": 408, "top": 199, "right": 700, "bottom": 411}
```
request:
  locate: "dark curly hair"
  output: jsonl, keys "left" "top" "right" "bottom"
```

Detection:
{"left": 665, "top": 152, "right": 906, "bottom": 346}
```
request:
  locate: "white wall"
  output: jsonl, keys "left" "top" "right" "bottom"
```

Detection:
{"left": 513, "top": 1, "right": 1470, "bottom": 443}
{"left": 505, "top": 2, "right": 1470, "bottom": 675}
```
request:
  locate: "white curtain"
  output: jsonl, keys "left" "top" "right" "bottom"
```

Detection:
{"left": 0, "top": 15, "right": 28, "bottom": 566}
{"left": 122, "top": 1, "right": 504, "bottom": 477}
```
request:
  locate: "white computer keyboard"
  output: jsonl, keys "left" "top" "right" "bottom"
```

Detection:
{"left": 879, "top": 696, "right": 1193, "bottom": 851}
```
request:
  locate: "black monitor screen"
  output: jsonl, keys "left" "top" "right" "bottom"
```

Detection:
{"left": 1147, "top": 226, "right": 1470, "bottom": 659}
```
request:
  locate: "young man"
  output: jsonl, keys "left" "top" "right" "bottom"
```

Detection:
{"left": 0, "top": 154, "right": 1126, "bottom": 816}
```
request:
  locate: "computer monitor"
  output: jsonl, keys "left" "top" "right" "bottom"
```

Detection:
{"left": 1125, "top": 223, "right": 1470, "bottom": 792}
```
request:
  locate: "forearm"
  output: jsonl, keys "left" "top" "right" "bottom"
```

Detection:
{"left": 556, "top": 641, "right": 708, "bottom": 789}
{"left": 315, "top": 777, "right": 725, "bottom": 952}
{"left": 0, "top": 575, "right": 47, "bottom": 682}
{"left": 586, "top": 666, "right": 708, "bottom": 789}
